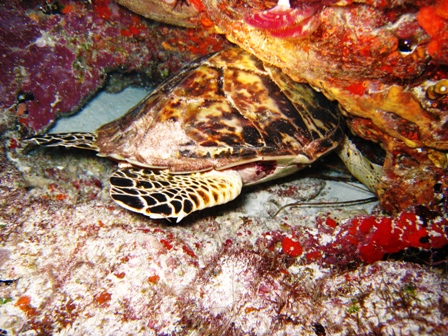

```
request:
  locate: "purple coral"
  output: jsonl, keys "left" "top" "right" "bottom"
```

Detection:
{"left": 1, "top": 0, "right": 227, "bottom": 133}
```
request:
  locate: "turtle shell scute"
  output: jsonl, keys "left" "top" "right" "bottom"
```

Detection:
{"left": 94, "top": 48, "right": 342, "bottom": 172}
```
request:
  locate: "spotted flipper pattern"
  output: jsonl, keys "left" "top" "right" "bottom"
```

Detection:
{"left": 110, "top": 168, "right": 243, "bottom": 222}
{"left": 336, "top": 136, "right": 383, "bottom": 192}
{"left": 23, "top": 132, "right": 98, "bottom": 151}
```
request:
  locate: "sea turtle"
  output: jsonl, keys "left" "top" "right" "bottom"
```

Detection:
{"left": 25, "top": 48, "right": 382, "bottom": 222}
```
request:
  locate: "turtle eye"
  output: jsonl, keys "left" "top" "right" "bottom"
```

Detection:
{"left": 398, "top": 37, "right": 416, "bottom": 55}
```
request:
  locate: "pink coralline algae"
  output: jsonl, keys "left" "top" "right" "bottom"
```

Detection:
{"left": 245, "top": 0, "right": 322, "bottom": 38}
{"left": 1, "top": 0, "right": 154, "bottom": 132}
{"left": 0, "top": 0, "right": 228, "bottom": 133}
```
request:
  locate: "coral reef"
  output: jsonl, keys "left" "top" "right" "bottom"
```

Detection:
{"left": 1, "top": 0, "right": 448, "bottom": 334}
{"left": 0, "top": 137, "right": 447, "bottom": 334}
{"left": 77, "top": 0, "right": 448, "bottom": 214}
{"left": 3, "top": 0, "right": 446, "bottom": 212}
{"left": 0, "top": 0, "right": 229, "bottom": 133}
{"left": 195, "top": 0, "right": 448, "bottom": 214}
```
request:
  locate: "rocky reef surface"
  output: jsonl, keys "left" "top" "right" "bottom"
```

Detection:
{"left": 195, "top": 0, "right": 448, "bottom": 215}
{"left": 1, "top": 0, "right": 447, "bottom": 334}
{"left": 2, "top": 136, "right": 448, "bottom": 334}
{"left": 0, "top": 0, "right": 228, "bottom": 133}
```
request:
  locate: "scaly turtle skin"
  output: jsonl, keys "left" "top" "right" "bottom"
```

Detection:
{"left": 25, "top": 48, "right": 381, "bottom": 222}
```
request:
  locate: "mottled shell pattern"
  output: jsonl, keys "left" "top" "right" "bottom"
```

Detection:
{"left": 94, "top": 48, "right": 343, "bottom": 174}
{"left": 26, "top": 48, "right": 345, "bottom": 221}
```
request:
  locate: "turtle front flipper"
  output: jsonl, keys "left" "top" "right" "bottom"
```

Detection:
{"left": 23, "top": 132, "right": 98, "bottom": 151}
{"left": 110, "top": 168, "right": 243, "bottom": 222}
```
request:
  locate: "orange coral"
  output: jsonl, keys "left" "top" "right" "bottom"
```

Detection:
{"left": 435, "top": 0, "right": 448, "bottom": 19}
{"left": 94, "top": 0, "right": 112, "bottom": 20}
{"left": 281, "top": 237, "right": 303, "bottom": 257}
{"left": 417, "top": 2, "right": 448, "bottom": 63}
{"left": 417, "top": 6, "right": 445, "bottom": 36}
